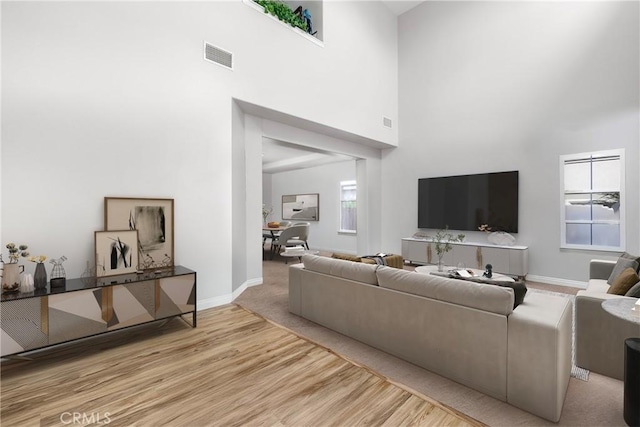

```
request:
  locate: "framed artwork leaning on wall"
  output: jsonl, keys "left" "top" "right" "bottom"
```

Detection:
{"left": 95, "top": 230, "right": 139, "bottom": 277}
{"left": 104, "top": 197, "right": 174, "bottom": 270}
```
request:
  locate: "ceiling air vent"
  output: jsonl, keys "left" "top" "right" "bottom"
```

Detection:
{"left": 204, "top": 42, "right": 233, "bottom": 70}
{"left": 383, "top": 117, "right": 393, "bottom": 128}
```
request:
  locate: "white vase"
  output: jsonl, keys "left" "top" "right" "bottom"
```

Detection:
{"left": 20, "top": 274, "right": 34, "bottom": 292}
{"left": 488, "top": 231, "right": 516, "bottom": 246}
{"left": 2, "top": 263, "right": 24, "bottom": 293}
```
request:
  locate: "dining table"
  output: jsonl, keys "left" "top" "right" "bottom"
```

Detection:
{"left": 262, "top": 225, "right": 289, "bottom": 239}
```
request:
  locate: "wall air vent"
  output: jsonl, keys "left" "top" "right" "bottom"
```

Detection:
{"left": 204, "top": 42, "right": 233, "bottom": 70}
{"left": 383, "top": 117, "right": 392, "bottom": 128}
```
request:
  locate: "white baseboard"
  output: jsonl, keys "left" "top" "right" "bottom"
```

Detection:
{"left": 197, "top": 277, "right": 263, "bottom": 311}
{"left": 197, "top": 294, "right": 233, "bottom": 311}
{"left": 526, "top": 274, "right": 587, "bottom": 289}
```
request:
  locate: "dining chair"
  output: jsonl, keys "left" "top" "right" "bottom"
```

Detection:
{"left": 270, "top": 225, "right": 307, "bottom": 259}
{"left": 287, "top": 223, "right": 310, "bottom": 250}
{"left": 262, "top": 221, "right": 292, "bottom": 248}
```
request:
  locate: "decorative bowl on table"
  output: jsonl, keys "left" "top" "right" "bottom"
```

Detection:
{"left": 267, "top": 222, "right": 280, "bottom": 228}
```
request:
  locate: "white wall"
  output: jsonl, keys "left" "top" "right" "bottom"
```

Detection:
{"left": 384, "top": 1, "right": 639, "bottom": 283}
{"left": 1, "top": 1, "right": 398, "bottom": 305}
{"left": 262, "top": 173, "right": 273, "bottom": 207}
{"left": 269, "top": 160, "right": 358, "bottom": 254}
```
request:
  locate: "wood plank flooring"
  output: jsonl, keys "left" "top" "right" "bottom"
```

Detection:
{"left": 1, "top": 304, "right": 484, "bottom": 427}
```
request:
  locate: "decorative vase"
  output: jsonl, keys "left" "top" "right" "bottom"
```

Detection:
{"left": 2, "top": 263, "right": 24, "bottom": 293}
{"left": 437, "top": 257, "right": 444, "bottom": 272}
{"left": 487, "top": 231, "right": 516, "bottom": 246}
{"left": 20, "top": 274, "right": 35, "bottom": 292}
{"left": 34, "top": 263, "right": 47, "bottom": 290}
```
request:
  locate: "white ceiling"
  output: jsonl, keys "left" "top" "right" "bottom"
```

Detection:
{"left": 262, "top": 138, "right": 354, "bottom": 174}
{"left": 381, "top": 1, "right": 425, "bottom": 16}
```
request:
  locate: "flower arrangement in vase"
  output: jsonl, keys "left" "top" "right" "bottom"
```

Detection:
{"left": 432, "top": 227, "right": 465, "bottom": 271}
{"left": 1, "top": 243, "right": 29, "bottom": 293}
{"left": 262, "top": 204, "right": 273, "bottom": 226}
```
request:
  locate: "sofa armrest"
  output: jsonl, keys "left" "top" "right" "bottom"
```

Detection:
{"left": 590, "top": 259, "right": 616, "bottom": 280}
{"left": 507, "top": 292, "right": 573, "bottom": 422}
{"left": 575, "top": 292, "right": 639, "bottom": 380}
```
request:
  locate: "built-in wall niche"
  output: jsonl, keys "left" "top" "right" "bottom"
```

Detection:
{"left": 244, "top": 0, "right": 324, "bottom": 46}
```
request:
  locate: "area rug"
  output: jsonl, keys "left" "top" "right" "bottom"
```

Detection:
{"left": 528, "top": 288, "right": 589, "bottom": 381}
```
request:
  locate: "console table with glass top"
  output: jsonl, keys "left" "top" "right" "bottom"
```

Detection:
{"left": 1, "top": 266, "right": 196, "bottom": 358}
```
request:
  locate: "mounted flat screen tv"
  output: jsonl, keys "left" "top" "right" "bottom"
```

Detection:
{"left": 418, "top": 171, "right": 519, "bottom": 233}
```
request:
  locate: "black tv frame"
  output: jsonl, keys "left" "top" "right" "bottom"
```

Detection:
{"left": 417, "top": 171, "right": 519, "bottom": 233}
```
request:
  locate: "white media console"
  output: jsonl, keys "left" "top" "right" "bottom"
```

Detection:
{"left": 401, "top": 237, "right": 528, "bottom": 278}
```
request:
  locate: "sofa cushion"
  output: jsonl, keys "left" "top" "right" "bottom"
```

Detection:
{"left": 303, "top": 254, "right": 379, "bottom": 285}
{"left": 625, "top": 281, "right": 640, "bottom": 298}
{"left": 621, "top": 252, "right": 640, "bottom": 272}
{"left": 376, "top": 266, "right": 514, "bottom": 315}
{"left": 462, "top": 277, "right": 527, "bottom": 309}
{"left": 607, "top": 258, "right": 639, "bottom": 285}
{"left": 586, "top": 279, "right": 611, "bottom": 293}
{"left": 607, "top": 267, "right": 640, "bottom": 295}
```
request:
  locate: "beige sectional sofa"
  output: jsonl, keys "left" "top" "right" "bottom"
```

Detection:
{"left": 289, "top": 254, "right": 573, "bottom": 422}
{"left": 575, "top": 259, "right": 640, "bottom": 380}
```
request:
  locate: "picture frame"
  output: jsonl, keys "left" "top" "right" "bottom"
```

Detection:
{"left": 104, "top": 197, "right": 174, "bottom": 270}
{"left": 95, "top": 230, "right": 139, "bottom": 277}
{"left": 282, "top": 193, "right": 319, "bottom": 221}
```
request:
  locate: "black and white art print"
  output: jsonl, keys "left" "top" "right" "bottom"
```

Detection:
{"left": 282, "top": 193, "right": 319, "bottom": 221}
{"left": 104, "top": 197, "right": 174, "bottom": 270}
{"left": 95, "top": 230, "right": 139, "bottom": 277}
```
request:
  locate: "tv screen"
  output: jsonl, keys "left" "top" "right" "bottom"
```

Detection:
{"left": 418, "top": 171, "right": 519, "bottom": 233}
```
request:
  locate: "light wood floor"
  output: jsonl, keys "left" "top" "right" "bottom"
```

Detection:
{"left": 1, "top": 304, "right": 484, "bottom": 427}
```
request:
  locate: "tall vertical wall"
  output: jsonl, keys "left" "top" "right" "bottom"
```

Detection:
{"left": 386, "top": 1, "right": 639, "bottom": 282}
{"left": 1, "top": 1, "right": 398, "bottom": 303}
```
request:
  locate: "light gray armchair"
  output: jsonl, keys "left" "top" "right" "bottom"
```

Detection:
{"left": 575, "top": 259, "right": 640, "bottom": 379}
{"left": 287, "top": 223, "right": 310, "bottom": 250}
{"left": 262, "top": 221, "right": 292, "bottom": 248}
{"left": 270, "top": 225, "right": 308, "bottom": 259}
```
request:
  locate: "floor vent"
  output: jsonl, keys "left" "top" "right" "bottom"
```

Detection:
{"left": 204, "top": 42, "right": 233, "bottom": 70}
{"left": 383, "top": 117, "right": 393, "bottom": 128}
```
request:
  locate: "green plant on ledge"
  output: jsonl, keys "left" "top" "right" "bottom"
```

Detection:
{"left": 254, "top": 0, "right": 308, "bottom": 32}
{"left": 432, "top": 226, "right": 465, "bottom": 271}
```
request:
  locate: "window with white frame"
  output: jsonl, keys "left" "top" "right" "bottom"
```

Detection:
{"left": 560, "top": 149, "right": 625, "bottom": 251}
{"left": 339, "top": 180, "right": 357, "bottom": 233}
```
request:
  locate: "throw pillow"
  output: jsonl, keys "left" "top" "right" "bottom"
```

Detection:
{"left": 620, "top": 252, "right": 640, "bottom": 272}
{"left": 607, "top": 258, "right": 639, "bottom": 285}
{"left": 607, "top": 267, "right": 640, "bottom": 295}
{"left": 331, "top": 253, "right": 362, "bottom": 263}
{"left": 625, "top": 281, "right": 640, "bottom": 298}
